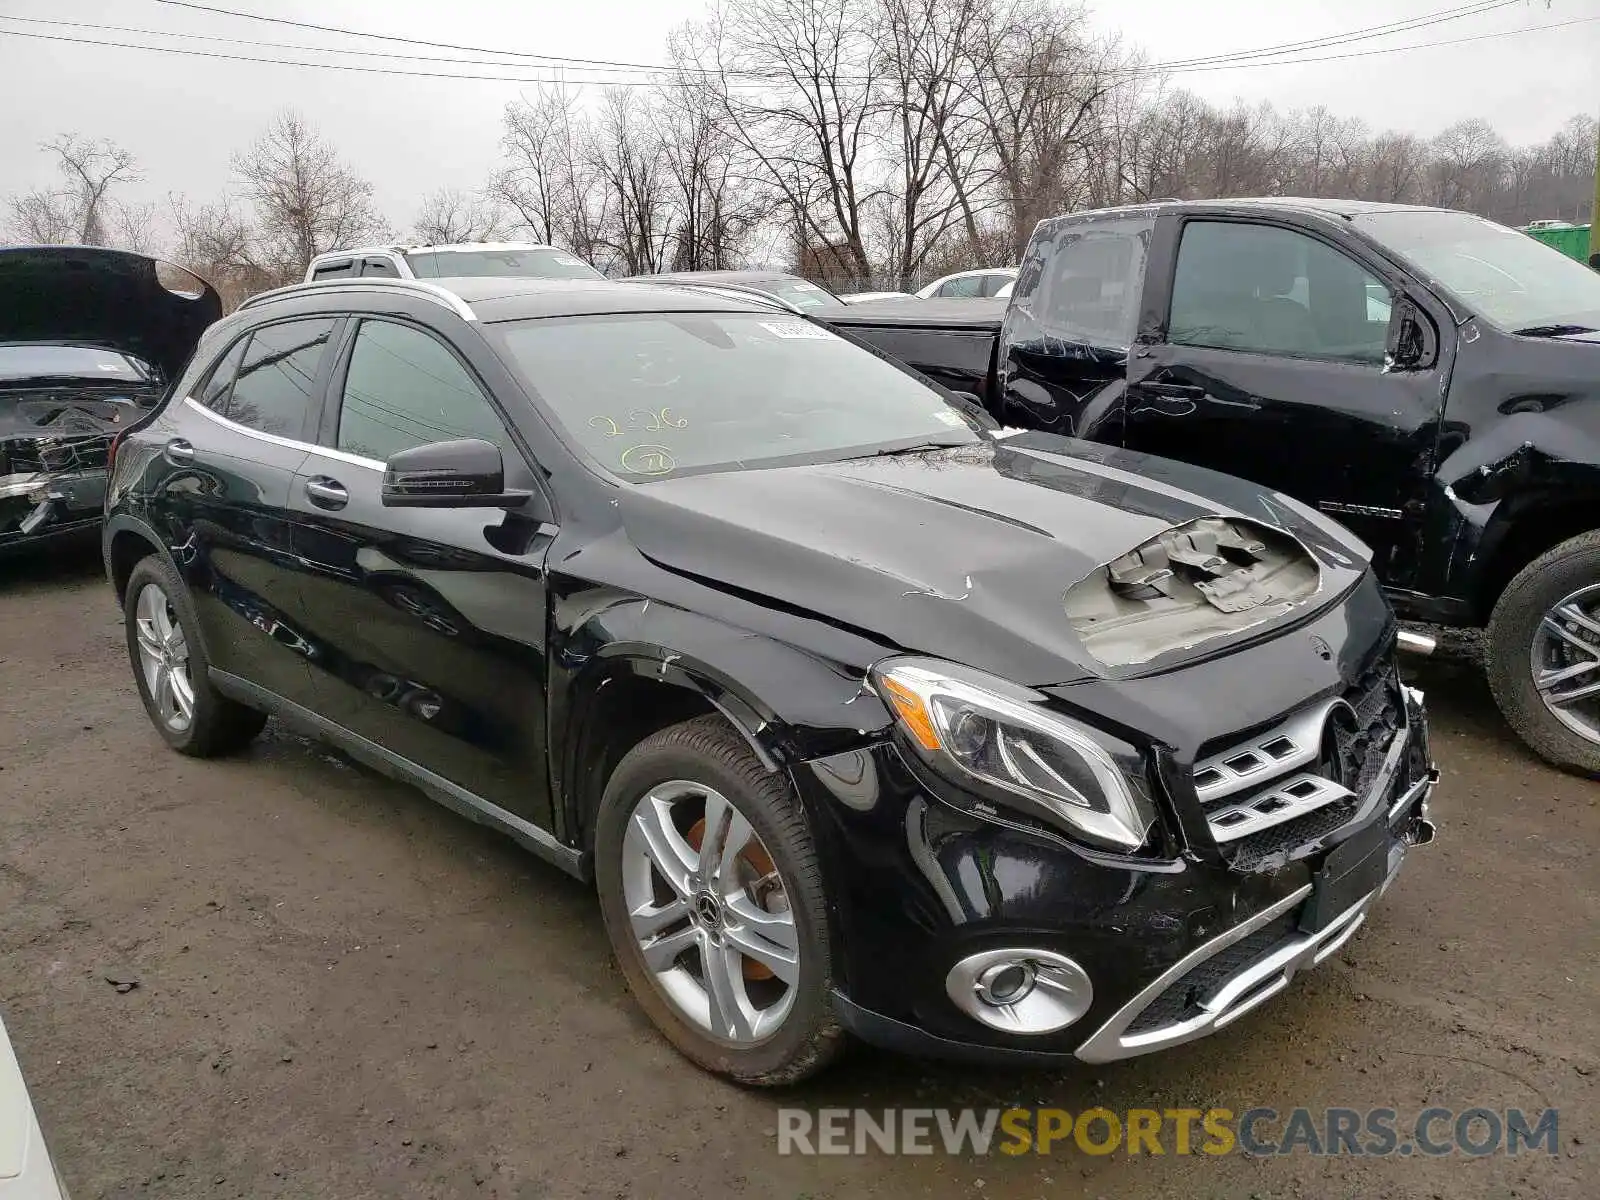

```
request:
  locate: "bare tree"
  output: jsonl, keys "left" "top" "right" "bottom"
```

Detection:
{"left": 960, "top": 0, "right": 1136, "bottom": 259}
{"left": 412, "top": 188, "right": 516, "bottom": 243}
{"left": 232, "top": 110, "right": 388, "bottom": 279}
{"left": 874, "top": 0, "right": 980, "bottom": 287}
{"left": 5, "top": 134, "right": 142, "bottom": 246}
{"left": 495, "top": 87, "right": 613, "bottom": 265}
{"left": 689, "top": 0, "right": 882, "bottom": 284}
{"left": 589, "top": 88, "right": 673, "bottom": 274}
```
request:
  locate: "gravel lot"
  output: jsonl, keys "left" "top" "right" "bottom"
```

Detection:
{"left": 1, "top": 544, "right": 1594, "bottom": 1199}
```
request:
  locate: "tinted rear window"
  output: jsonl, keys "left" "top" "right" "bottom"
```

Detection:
{"left": 222, "top": 318, "right": 337, "bottom": 439}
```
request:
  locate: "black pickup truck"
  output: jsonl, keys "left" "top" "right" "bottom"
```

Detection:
{"left": 824, "top": 198, "right": 1600, "bottom": 774}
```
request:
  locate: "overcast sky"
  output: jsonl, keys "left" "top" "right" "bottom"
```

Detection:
{"left": 1, "top": 0, "right": 1595, "bottom": 242}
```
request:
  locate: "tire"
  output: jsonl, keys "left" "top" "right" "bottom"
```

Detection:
{"left": 1486, "top": 529, "right": 1600, "bottom": 776}
{"left": 594, "top": 714, "right": 844, "bottom": 1085}
{"left": 123, "top": 555, "right": 268, "bottom": 757}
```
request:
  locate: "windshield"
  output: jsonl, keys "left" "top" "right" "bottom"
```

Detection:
{"left": 406, "top": 247, "right": 604, "bottom": 281}
{"left": 748, "top": 278, "right": 845, "bottom": 311}
{"left": 488, "top": 312, "right": 977, "bottom": 480}
{"left": 0, "top": 344, "right": 156, "bottom": 384}
{"left": 1357, "top": 210, "right": 1600, "bottom": 333}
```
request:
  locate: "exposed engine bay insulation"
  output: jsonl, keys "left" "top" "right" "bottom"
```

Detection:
{"left": 1063, "top": 517, "right": 1320, "bottom": 667}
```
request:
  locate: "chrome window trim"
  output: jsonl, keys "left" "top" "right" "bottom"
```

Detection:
{"left": 184, "top": 397, "right": 387, "bottom": 472}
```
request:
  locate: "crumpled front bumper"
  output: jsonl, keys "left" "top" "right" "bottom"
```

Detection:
{"left": 0, "top": 466, "right": 108, "bottom": 544}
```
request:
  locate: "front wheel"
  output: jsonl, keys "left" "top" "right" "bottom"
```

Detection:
{"left": 593, "top": 715, "right": 843, "bottom": 1085}
{"left": 1486, "top": 530, "right": 1600, "bottom": 776}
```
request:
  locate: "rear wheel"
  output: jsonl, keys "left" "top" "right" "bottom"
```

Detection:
{"left": 123, "top": 556, "right": 267, "bottom": 756}
{"left": 594, "top": 715, "right": 843, "bottom": 1085}
{"left": 1486, "top": 530, "right": 1600, "bottom": 776}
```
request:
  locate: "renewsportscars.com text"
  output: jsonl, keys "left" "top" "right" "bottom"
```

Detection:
{"left": 776, "top": 1106, "right": 1560, "bottom": 1157}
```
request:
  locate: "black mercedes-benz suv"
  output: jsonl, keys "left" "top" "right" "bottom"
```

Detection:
{"left": 103, "top": 275, "right": 1437, "bottom": 1083}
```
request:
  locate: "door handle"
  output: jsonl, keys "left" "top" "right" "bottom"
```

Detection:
{"left": 1133, "top": 381, "right": 1206, "bottom": 399}
{"left": 303, "top": 476, "right": 348, "bottom": 510}
{"left": 164, "top": 438, "right": 195, "bottom": 464}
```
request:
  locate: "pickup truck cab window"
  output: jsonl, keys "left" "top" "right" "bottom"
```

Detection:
{"left": 310, "top": 259, "right": 355, "bottom": 281}
{"left": 360, "top": 256, "right": 401, "bottom": 278}
{"left": 335, "top": 319, "right": 510, "bottom": 462}
{"left": 1169, "top": 221, "right": 1391, "bottom": 365}
{"left": 224, "top": 317, "right": 338, "bottom": 438}
{"left": 1030, "top": 223, "right": 1148, "bottom": 347}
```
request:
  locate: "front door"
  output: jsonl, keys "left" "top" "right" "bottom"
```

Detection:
{"left": 286, "top": 316, "right": 558, "bottom": 827}
{"left": 1124, "top": 214, "right": 1446, "bottom": 582}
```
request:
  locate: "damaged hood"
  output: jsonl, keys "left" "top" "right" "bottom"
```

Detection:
{"left": 0, "top": 246, "right": 220, "bottom": 380}
{"left": 616, "top": 431, "right": 1372, "bottom": 686}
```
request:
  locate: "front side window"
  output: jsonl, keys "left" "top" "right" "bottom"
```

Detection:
{"left": 336, "top": 320, "right": 509, "bottom": 462}
{"left": 361, "top": 257, "right": 401, "bottom": 278}
{"left": 488, "top": 312, "right": 978, "bottom": 481}
{"left": 978, "top": 274, "right": 1015, "bottom": 298}
{"left": 1169, "top": 222, "right": 1390, "bottom": 364}
{"left": 224, "top": 317, "right": 337, "bottom": 438}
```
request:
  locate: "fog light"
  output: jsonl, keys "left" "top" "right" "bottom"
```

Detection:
{"left": 946, "top": 949, "right": 1093, "bottom": 1035}
{"left": 977, "top": 961, "right": 1035, "bottom": 1006}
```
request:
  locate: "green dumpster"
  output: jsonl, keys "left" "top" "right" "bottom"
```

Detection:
{"left": 1522, "top": 224, "right": 1592, "bottom": 262}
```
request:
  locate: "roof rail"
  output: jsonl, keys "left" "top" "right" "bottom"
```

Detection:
{"left": 237, "top": 277, "right": 477, "bottom": 322}
{"left": 641, "top": 279, "right": 807, "bottom": 317}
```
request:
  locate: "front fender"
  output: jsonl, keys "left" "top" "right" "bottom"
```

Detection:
{"left": 555, "top": 593, "right": 894, "bottom": 770}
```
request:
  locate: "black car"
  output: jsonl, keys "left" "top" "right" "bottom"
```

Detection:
{"left": 1, "top": 246, "right": 220, "bottom": 553}
{"left": 103, "top": 275, "right": 1436, "bottom": 1083}
{"left": 630, "top": 269, "right": 847, "bottom": 312}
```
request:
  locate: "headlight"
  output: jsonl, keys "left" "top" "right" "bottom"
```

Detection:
{"left": 872, "top": 658, "right": 1156, "bottom": 852}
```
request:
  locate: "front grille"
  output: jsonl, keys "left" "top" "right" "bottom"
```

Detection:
{"left": 1125, "top": 913, "right": 1299, "bottom": 1034}
{"left": 1191, "top": 656, "right": 1402, "bottom": 866}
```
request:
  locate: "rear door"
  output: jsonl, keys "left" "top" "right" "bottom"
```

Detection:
{"left": 150, "top": 316, "right": 341, "bottom": 708}
{"left": 286, "top": 315, "right": 560, "bottom": 827}
{"left": 1124, "top": 213, "right": 1446, "bottom": 578}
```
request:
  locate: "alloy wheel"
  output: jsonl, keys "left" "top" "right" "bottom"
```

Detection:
{"left": 134, "top": 581, "right": 196, "bottom": 733}
{"left": 620, "top": 780, "right": 800, "bottom": 1045}
{"left": 1529, "top": 583, "right": 1600, "bottom": 745}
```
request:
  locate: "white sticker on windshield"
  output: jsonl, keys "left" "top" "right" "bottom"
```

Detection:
{"left": 759, "top": 321, "right": 835, "bottom": 340}
{"left": 790, "top": 281, "right": 823, "bottom": 291}
{"left": 932, "top": 409, "right": 965, "bottom": 427}
{"left": 553, "top": 254, "right": 586, "bottom": 266}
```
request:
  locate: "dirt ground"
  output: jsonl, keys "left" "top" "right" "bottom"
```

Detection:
{"left": 1, "top": 544, "right": 1593, "bottom": 1200}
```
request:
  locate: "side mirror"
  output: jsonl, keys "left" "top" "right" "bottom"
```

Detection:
{"left": 382, "top": 438, "right": 533, "bottom": 509}
{"left": 1384, "top": 296, "right": 1436, "bottom": 371}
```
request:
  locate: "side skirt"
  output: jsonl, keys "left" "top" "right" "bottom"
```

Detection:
{"left": 210, "top": 669, "right": 590, "bottom": 882}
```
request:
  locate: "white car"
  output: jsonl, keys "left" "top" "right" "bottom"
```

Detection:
{"left": 304, "top": 242, "right": 604, "bottom": 284}
{"left": 914, "top": 268, "right": 1018, "bottom": 299}
{"left": 841, "top": 291, "right": 915, "bottom": 304}
{"left": 0, "top": 1013, "right": 66, "bottom": 1199}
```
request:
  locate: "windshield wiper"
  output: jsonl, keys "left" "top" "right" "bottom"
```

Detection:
{"left": 846, "top": 439, "right": 971, "bottom": 460}
{"left": 1512, "top": 323, "right": 1598, "bottom": 338}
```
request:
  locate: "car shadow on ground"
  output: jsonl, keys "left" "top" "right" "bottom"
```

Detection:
{"left": 0, "top": 534, "right": 103, "bottom": 591}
